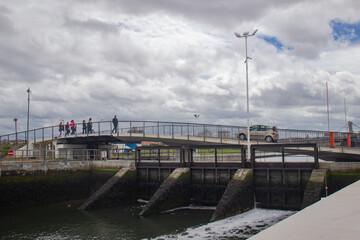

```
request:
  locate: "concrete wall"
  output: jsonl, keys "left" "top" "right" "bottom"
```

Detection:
{"left": 254, "top": 169, "right": 312, "bottom": 210}
{"left": 320, "top": 161, "right": 360, "bottom": 172}
{"left": 0, "top": 160, "right": 132, "bottom": 177}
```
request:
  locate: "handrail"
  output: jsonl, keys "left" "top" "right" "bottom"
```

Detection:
{"left": 0, "top": 120, "right": 357, "bottom": 148}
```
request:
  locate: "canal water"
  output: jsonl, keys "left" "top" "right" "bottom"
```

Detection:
{"left": 0, "top": 200, "right": 294, "bottom": 240}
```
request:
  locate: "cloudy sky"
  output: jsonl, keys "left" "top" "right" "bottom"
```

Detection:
{"left": 1, "top": 0, "right": 360, "bottom": 135}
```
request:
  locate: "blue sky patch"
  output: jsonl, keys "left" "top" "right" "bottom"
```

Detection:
{"left": 258, "top": 35, "right": 293, "bottom": 52}
{"left": 331, "top": 20, "right": 360, "bottom": 43}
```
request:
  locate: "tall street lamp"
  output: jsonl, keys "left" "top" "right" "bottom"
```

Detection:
{"left": 235, "top": 29, "right": 258, "bottom": 160}
{"left": 13, "top": 118, "right": 18, "bottom": 144}
{"left": 26, "top": 88, "right": 31, "bottom": 159}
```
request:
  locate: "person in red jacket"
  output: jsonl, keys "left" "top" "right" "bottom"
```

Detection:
{"left": 70, "top": 120, "right": 76, "bottom": 135}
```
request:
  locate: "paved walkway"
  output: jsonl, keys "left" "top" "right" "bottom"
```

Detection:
{"left": 249, "top": 179, "right": 360, "bottom": 240}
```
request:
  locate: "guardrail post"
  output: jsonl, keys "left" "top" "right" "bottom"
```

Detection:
{"left": 281, "top": 147, "right": 285, "bottom": 168}
{"left": 43, "top": 149, "right": 46, "bottom": 168}
{"left": 98, "top": 122, "right": 100, "bottom": 136}
{"left": 143, "top": 121, "right": 145, "bottom": 137}
{"left": 42, "top": 128, "right": 44, "bottom": 142}
{"left": 172, "top": 123, "right": 174, "bottom": 139}
{"left": 130, "top": 121, "right": 132, "bottom": 137}
{"left": 314, "top": 145, "right": 319, "bottom": 169}
{"left": 219, "top": 125, "right": 222, "bottom": 143}
{"left": 214, "top": 148, "right": 218, "bottom": 168}
{"left": 251, "top": 146, "right": 256, "bottom": 168}
{"left": 157, "top": 122, "right": 159, "bottom": 138}
{"left": 187, "top": 124, "right": 190, "bottom": 140}
{"left": 203, "top": 124, "right": 206, "bottom": 142}
{"left": 241, "top": 145, "right": 246, "bottom": 168}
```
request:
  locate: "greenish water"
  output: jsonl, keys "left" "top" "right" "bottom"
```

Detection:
{"left": 0, "top": 200, "right": 213, "bottom": 240}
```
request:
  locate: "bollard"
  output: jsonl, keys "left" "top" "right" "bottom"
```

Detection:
{"left": 329, "top": 132, "right": 335, "bottom": 148}
{"left": 347, "top": 134, "right": 351, "bottom": 147}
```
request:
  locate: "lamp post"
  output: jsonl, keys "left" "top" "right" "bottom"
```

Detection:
{"left": 26, "top": 88, "right": 31, "bottom": 159}
{"left": 235, "top": 29, "right": 258, "bottom": 160}
{"left": 13, "top": 118, "right": 18, "bottom": 144}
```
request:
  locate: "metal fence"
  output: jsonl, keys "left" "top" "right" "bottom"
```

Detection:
{"left": 0, "top": 148, "right": 136, "bottom": 164}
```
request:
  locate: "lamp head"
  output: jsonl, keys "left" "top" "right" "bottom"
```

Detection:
{"left": 235, "top": 32, "right": 241, "bottom": 38}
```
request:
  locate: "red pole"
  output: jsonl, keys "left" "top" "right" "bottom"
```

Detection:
{"left": 330, "top": 132, "right": 335, "bottom": 148}
{"left": 347, "top": 134, "right": 351, "bottom": 147}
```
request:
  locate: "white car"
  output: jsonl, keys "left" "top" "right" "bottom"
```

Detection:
{"left": 236, "top": 125, "right": 279, "bottom": 143}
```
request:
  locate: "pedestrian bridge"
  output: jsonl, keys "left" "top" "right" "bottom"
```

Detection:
{"left": 1, "top": 120, "right": 359, "bottom": 161}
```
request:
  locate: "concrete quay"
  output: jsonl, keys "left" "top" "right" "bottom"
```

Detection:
{"left": 249, "top": 179, "right": 360, "bottom": 240}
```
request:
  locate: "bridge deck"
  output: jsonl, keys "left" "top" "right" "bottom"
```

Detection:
{"left": 249, "top": 179, "right": 360, "bottom": 240}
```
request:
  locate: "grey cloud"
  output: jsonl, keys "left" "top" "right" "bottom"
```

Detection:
{"left": 0, "top": 6, "right": 15, "bottom": 34}
{"left": 64, "top": 16, "right": 119, "bottom": 34}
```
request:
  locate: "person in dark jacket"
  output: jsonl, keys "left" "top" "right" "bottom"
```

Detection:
{"left": 82, "top": 120, "right": 87, "bottom": 134}
{"left": 65, "top": 122, "right": 70, "bottom": 136}
{"left": 87, "top": 118, "right": 93, "bottom": 134}
{"left": 112, "top": 115, "right": 118, "bottom": 134}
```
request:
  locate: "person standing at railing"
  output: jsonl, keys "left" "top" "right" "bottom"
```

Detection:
{"left": 59, "top": 122, "right": 64, "bottom": 136}
{"left": 65, "top": 122, "right": 70, "bottom": 136}
{"left": 82, "top": 120, "right": 87, "bottom": 134}
{"left": 87, "top": 118, "right": 93, "bottom": 134}
{"left": 112, "top": 115, "right": 118, "bottom": 134}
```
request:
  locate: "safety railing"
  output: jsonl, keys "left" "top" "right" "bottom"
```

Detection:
{"left": 1, "top": 120, "right": 358, "bottom": 148}
{"left": 250, "top": 143, "right": 319, "bottom": 169}
{"left": 135, "top": 144, "right": 247, "bottom": 169}
{"left": 0, "top": 148, "right": 136, "bottom": 164}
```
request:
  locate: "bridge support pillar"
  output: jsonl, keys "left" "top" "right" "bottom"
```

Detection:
{"left": 210, "top": 169, "right": 254, "bottom": 222}
{"left": 301, "top": 169, "right": 328, "bottom": 209}
{"left": 139, "top": 167, "right": 191, "bottom": 216}
{"left": 78, "top": 167, "right": 137, "bottom": 210}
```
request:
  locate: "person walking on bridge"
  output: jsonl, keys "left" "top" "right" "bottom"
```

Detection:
{"left": 70, "top": 120, "right": 76, "bottom": 135}
{"left": 65, "top": 122, "right": 70, "bottom": 136}
{"left": 112, "top": 115, "right": 118, "bottom": 134}
{"left": 87, "top": 118, "right": 93, "bottom": 134}
{"left": 59, "top": 122, "right": 64, "bottom": 136}
{"left": 82, "top": 120, "right": 87, "bottom": 134}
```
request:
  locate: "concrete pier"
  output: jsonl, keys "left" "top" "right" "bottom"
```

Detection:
{"left": 301, "top": 169, "right": 327, "bottom": 209}
{"left": 211, "top": 169, "right": 253, "bottom": 221}
{"left": 139, "top": 168, "right": 191, "bottom": 216}
{"left": 78, "top": 167, "right": 137, "bottom": 210}
{"left": 249, "top": 179, "right": 360, "bottom": 240}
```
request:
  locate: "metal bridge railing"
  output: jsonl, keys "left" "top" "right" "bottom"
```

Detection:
{"left": 1, "top": 120, "right": 358, "bottom": 148}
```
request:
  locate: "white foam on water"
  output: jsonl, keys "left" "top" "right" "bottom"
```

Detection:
{"left": 152, "top": 208, "right": 295, "bottom": 240}
{"left": 164, "top": 204, "right": 216, "bottom": 213}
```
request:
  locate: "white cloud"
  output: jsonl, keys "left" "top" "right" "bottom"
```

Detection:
{"left": 1, "top": 0, "right": 360, "bottom": 135}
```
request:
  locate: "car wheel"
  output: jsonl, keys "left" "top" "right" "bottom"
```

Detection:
{"left": 239, "top": 134, "right": 246, "bottom": 140}
{"left": 265, "top": 136, "right": 273, "bottom": 143}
